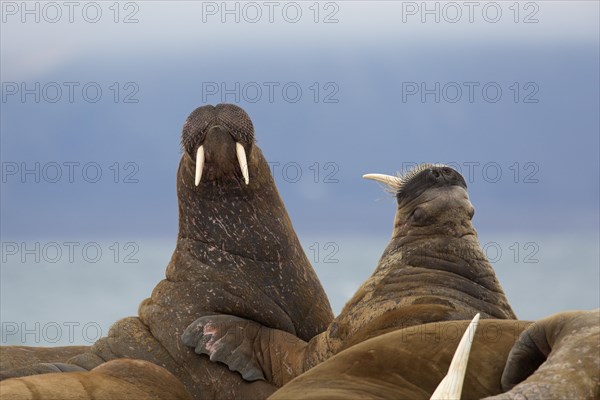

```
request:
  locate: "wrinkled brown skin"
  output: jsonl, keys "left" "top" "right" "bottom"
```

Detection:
{"left": 0, "top": 104, "right": 333, "bottom": 400}
{"left": 184, "top": 166, "right": 516, "bottom": 387}
{"left": 271, "top": 310, "right": 600, "bottom": 400}
{"left": 484, "top": 309, "right": 600, "bottom": 400}
{"left": 270, "top": 319, "right": 531, "bottom": 400}
{"left": 0, "top": 359, "right": 192, "bottom": 400}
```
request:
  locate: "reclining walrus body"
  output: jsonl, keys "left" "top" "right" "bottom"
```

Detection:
{"left": 0, "top": 359, "right": 192, "bottom": 400}
{"left": 0, "top": 346, "right": 88, "bottom": 379}
{"left": 0, "top": 104, "right": 334, "bottom": 400}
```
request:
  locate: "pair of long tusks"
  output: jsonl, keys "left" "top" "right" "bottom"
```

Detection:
{"left": 430, "top": 313, "right": 480, "bottom": 400}
{"left": 194, "top": 143, "right": 249, "bottom": 186}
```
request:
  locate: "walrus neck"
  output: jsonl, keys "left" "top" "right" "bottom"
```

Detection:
{"left": 325, "top": 232, "right": 515, "bottom": 353}
{"left": 173, "top": 151, "right": 302, "bottom": 265}
{"left": 379, "top": 231, "right": 500, "bottom": 292}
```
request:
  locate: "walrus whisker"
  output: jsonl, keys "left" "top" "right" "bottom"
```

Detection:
{"left": 396, "top": 163, "right": 448, "bottom": 184}
{"left": 430, "top": 313, "right": 480, "bottom": 400}
{"left": 236, "top": 142, "right": 250, "bottom": 185}
{"left": 194, "top": 145, "right": 205, "bottom": 186}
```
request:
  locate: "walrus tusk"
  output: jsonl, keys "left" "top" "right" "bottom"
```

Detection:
{"left": 430, "top": 313, "right": 480, "bottom": 400}
{"left": 362, "top": 173, "right": 401, "bottom": 189}
{"left": 195, "top": 145, "right": 205, "bottom": 186}
{"left": 236, "top": 142, "right": 250, "bottom": 185}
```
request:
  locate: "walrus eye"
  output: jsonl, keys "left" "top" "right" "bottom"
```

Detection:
{"left": 410, "top": 207, "right": 428, "bottom": 225}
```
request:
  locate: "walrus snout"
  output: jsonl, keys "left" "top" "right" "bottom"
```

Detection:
{"left": 192, "top": 126, "right": 250, "bottom": 186}
{"left": 397, "top": 166, "right": 467, "bottom": 203}
{"left": 202, "top": 126, "right": 244, "bottom": 171}
{"left": 428, "top": 166, "right": 464, "bottom": 186}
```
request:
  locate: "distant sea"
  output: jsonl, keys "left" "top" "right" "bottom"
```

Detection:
{"left": 1, "top": 232, "right": 598, "bottom": 346}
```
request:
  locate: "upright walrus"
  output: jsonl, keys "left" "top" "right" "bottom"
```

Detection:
{"left": 183, "top": 164, "right": 517, "bottom": 386}
{"left": 0, "top": 104, "right": 334, "bottom": 399}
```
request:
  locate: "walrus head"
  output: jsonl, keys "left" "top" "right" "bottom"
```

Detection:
{"left": 175, "top": 104, "right": 287, "bottom": 249}
{"left": 365, "top": 164, "right": 475, "bottom": 240}
{"left": 181, "top": 103, "right": 254, "bottom": 188}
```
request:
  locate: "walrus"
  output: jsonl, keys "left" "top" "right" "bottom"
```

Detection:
{"left": 0, "top": 104, "right": 334, "bottom": 399}
{"left": 182, "top": 164, "right": 517, "bottom": 387}
{"left": 0, "top": 359, "right": 192, "bottom": 400}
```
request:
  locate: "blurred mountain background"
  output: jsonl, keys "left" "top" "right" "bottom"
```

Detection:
{"left": 1, "top": 1, "right": 598, "bottom": 345}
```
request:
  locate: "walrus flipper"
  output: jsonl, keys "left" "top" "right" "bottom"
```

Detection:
{"left": 182, "top": 315, "right": 265, "bottom": 381}
{"left": 182, "top": 314, "right": 310, "bottom": 387}
{"left": 484, "top": 309, "right": 600, "bottom": 400}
